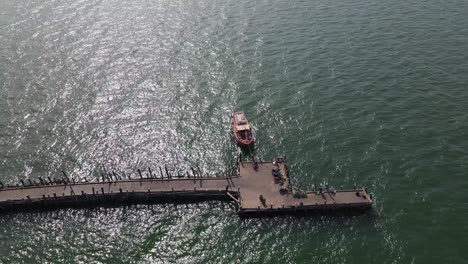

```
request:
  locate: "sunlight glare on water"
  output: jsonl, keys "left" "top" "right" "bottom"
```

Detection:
{"left": 0, "top": 0, "right": 467, "bottom": 263}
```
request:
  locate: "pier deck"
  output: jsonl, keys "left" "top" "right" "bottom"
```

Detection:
{"left": 236, "top": 161, "right": 372, "bottom": 216}
{"left": 0, "top": 160, "right": 373, "bottom": 216}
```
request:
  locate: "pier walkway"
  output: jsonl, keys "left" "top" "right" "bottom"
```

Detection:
{"left": 0, "top": 159, "right": 373, "bottom": 216}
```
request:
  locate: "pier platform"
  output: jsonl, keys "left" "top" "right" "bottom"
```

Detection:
{"left": 236, "top": 161, "right": 372, "bottom": 216}
{"left": 0, "top": 159, "right": 373, "bottom": 216}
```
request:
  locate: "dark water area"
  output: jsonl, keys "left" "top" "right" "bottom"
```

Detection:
{"left": 1, "top": 0, "right": 467, "bottom": 263}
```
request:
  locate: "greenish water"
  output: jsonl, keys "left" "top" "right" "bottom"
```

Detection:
{"left": 1, "top": 0, "right": 467, "bottom": 263}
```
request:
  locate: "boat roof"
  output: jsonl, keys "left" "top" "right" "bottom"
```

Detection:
{"left": 234, "top": 112, "right": 248, "bottom": 125}
{"left": 234, "top": 112, "right": 251, "bottom": 131}
{"left": 237, "top": 124, "right": 251, "bottom": 131}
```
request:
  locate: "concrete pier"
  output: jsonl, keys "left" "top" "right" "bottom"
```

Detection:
{"left": 0, "top": 159, "right": 373, "bottom": 216}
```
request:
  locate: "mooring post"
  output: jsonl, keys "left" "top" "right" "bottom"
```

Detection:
{"left": 159, "top": 166, "right": 163, "bottom": 178}
{"left": 101, "top": 187, "right": 105, "bottom": 194}
{"left": 92, "top": 187, "right": 95, "bottom": 195}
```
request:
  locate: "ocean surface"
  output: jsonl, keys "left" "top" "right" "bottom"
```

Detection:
{"left": 1, "top": 0, "right": 467, "bottom": 263}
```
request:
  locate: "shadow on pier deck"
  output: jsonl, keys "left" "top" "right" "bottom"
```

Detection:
{"left": 0, "top": 160, "right": 373, "bottom": 216}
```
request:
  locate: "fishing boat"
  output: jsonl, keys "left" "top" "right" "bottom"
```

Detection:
{"left": 232, "top": 111, "right": 254, "bottom": 146}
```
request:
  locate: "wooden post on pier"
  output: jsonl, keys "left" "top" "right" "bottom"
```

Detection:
{"left": 196, "top": 165, "right": 202, "bottom": 178}
{"left": 62, "top": 171, "right": 70, "bottom": 183}
{"left": 164, "top": 165, "right": 169, "bottom": 179}
{"left": 112, "top": 171, "right": 120, "bottom": 180}
{"left": 138, "top": 169, "right": 143, "bottom": 180}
